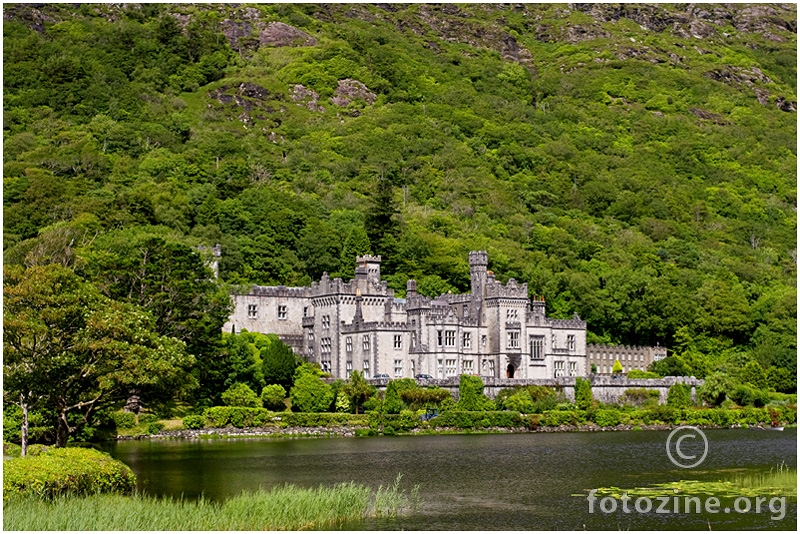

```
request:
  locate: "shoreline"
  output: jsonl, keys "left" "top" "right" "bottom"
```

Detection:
{"left": 123, "top": 422, "right": 793, "bottom": 441}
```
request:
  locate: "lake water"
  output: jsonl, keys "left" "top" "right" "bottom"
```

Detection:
{"left": 103, "top": 428, "right": 796, "bottom": 530}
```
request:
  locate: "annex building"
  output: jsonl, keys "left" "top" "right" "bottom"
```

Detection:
{"left": 224, "top": 251, "right": 589, "bottom": 380}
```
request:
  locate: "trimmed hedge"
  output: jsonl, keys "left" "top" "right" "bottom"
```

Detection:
{"left": 428, "top": 411, "right": 527, "bottom": 429}
{"left": 3, "top": 447, "right": 136, "bottom": 500}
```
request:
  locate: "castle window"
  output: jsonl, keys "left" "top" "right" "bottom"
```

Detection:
{"left": 462, "top": 332, "right": 471, "bottom": 349}
{"left": 247, "top": 305, "right": 258, "bottom": 318}
{"left": 507, "top": 331, "right": 520, "bottom": 349}
{"left": 567, "top": 335, "right": 575, "bottom": 351}
{"left": 552, "top": 335, "right": 557, "bottom": 349}
{"left": 277, "top": 305, "right": 287, "bottom": 319}
{"left": 308, "top": 332, "right": 314, "bottom": 342}
{"left": 437, "top": 359, "right": 443, "bottom": 378}
{"left": 322, "top": 315, "right": 330, "bottom": 329}
{"left": 411, "top": 332, "right": 417, "bottom": 348}
{"left": 445, "top": 359, "right": 457, "bottom": 377}
{"left": 554, "top": 360, "right": 565, "bottom": 378}
{"left": 321, "top": 359, "right": 331, "bottom": 373}
{"left": 346, "top": 336, "right": 352, "bottom": 353}
{"left": 346, "top": 361, "right": 353, "bottom": 378}
{"left": 303, "top": 307, "right": 308, "bottom": 317}
{"left": 410, "top": 360, "right": 416, "bottom": 376}
{"left": 481, "top": 335, "right": 487, "bottom": 347}
{"left": 321, "top": 338, "right": 331, "bottom": 354}
{"left": 445, "top": 330, "right": 456, "bottom": 347}
{"left": 463, "top": 305, "right": 469, "bottom": 317}
{"left": 569, "top": 361, "right": 577, "bottom": 376}
{"left": 394, "top": 335, "right": 402, "bottom": 350}
{"left": 530, "top": 335, "right": 544, "bottom": 360}
{"left": 362, "top": 335, "right": 370, "bottom": 351}
{"left": 506, "top": 309, "right": 518, "bottom": 321}
{"left": 485, "top": 359, "right": 495, "bottom": 376}
{"left": 462, "top": 359, "right": 473, "bottom": 374}
{"left": 363, "top": 359, "right": 370, "bottom": 378}
{"left": 437, "top": 330, "right": 443, "bottom": 346}
{"left": 394, "top": 360, "right": 403, "bottom": 377}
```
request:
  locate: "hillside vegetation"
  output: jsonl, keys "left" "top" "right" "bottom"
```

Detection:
{"left": 3, "top": 4, "right": 796, "bottom": 394}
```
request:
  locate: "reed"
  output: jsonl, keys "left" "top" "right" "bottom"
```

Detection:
{"left": 728, "top": 462, "right": 797, "bottom": 494}
{"left": 3, "top": 477, "right": 417, "bottom": 531}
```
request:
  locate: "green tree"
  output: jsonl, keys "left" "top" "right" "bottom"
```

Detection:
{"left": 698, "top": 372, "right": 734, "bottom": 407}
{"left": 3, "top": 265, "right": 194, "bottom": 448}
{"left": 457, "top": 375, "right": 494, "bottom": 411}
{"left": 612, "top": 360, "right": 623, "bottom": 375}
{"left": 260, "top": 335, "right": 302, "bottom": 391}
{"left": 738, "top": 360, "right": 767, "bottom": 389}
{"left": 220, "top": 383, "right": 261, "bottom": 408}
{"left": 384, "top": 378, "right": 417, "bottom": 414}
{"left": 261, "top": 384, "right": 287, "bottom": 411}
{"left": 289, "top": 364, "right": 333, "bottom": 413}
{"left": 503, "top": 390, "right": 534, "bottom": 413}
{"left": 666, "top": 383, "right": 692, "bottom": 408}
{"left": 766, "top": 366, "right": 796, "bottom": 394}
{"left": 343, "top": 371, "right": 374, "bottom": 413}
{"left": 335, "top": 391, "right": 351, "bottom": 413}
{"left": 575, "top": 377, "right": 593, "bottom": 410}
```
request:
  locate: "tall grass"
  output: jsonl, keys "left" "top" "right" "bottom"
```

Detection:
{"left": 728, "top": 462, "right": 797, "bottom": 495}
{"left": 3, "top": 477, "right": 418, "bottom": 531}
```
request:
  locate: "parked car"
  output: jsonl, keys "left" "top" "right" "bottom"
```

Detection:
{"left": 415, "top": 374, "right": 433, "bottom": 380}
{"left": 373, "top": 373, "right": 390, "bottom": 379}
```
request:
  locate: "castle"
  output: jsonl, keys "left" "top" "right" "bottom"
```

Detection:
{"left": 224, "top": 251, "right": 589, "bottom": 380}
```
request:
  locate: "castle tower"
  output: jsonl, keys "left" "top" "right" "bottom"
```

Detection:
{"left": 469, "top": 251, "right": 488, "bottom": 297}
{"left": 356, "top": 255, "right": 381, "bottom": 284}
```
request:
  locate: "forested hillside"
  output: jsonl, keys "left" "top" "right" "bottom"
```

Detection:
{"left": 3, "top": 4, "right": 796, "bottom": 390}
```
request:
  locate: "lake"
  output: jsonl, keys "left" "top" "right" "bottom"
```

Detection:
{"left": 103, "top": 428, "right": 796, "bottom": 530}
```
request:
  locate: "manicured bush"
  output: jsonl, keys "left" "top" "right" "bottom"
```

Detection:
{"left": 110, "top": 411, "right": 137, "bottom": 429}
{"left": 667, "top": 383, "right": 692, "bottom": 408}
{"left": 290, "top": 366, "right": 334, "bottom": 413}
{"left": 182, "top": 414, "right": 205, "bottom": 430}
{"left": 222, "top": 383, "right": 262, "bottom": 408}
{"left": 147, "top": 422, "right": 164, "bottom": 434}
{"left": 428, "top": 410, "right": 525, "bottom": 429}
{"left": 3, "top": 447, "right": 136, "bottom": 500}
{"left": 627, "top": 370, "right": 661, "bottom": 379}
{"left": 204, "top": 406, "right": 274, "bottom": 428}
{"left": 282, "top": 412, "right": 368, "bottom": 427}
{"left": 575, "top": 378, "right": 593, "bottom": 410}
{"left": 4, "top": 441, "right": 22, "bottom": 457}
{"left": 503, "top": 390, "right": 535, "bottom": 413}
{"left": 261, "top": 384, "right": 287, "bottom": 411}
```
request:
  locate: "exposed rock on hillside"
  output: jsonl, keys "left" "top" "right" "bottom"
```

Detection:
{"left": 259, "top": 22, "right": 317, "bottom": 47}
{"left": 331, "top": 79, "right": 377, "bottom": 107}
{"left": 291, "top": 84, "right": 325, "bottom": 113}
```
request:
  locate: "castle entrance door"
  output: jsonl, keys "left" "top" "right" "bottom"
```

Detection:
{"left": 506, "top": 364, "right": 515, "bottom": 378}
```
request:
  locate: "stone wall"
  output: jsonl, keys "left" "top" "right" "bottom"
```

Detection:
{"left": 361, "top": 375, "right": 704, "bottom": 403}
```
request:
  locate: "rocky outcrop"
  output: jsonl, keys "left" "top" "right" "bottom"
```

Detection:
{"left": 208, "top": 83, "right": 284, "bottom": 126}
{"left": 259, "top": 22, "right": 316, "bottom": 47}
{"left": 331, "top": 79, "right": 377, "bottom": 107}
{"left": 291, "top": 84, "right": 325, "bottom": 113}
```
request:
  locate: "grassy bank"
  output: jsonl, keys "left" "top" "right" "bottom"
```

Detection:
{"left": 3, "top": 476, "right": 418, "bottom": 530}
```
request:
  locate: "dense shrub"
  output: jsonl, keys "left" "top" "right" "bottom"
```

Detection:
{"left": 541, "top": 410, "right": 585, "bottom": 427}
{"left": 3, "top": 447, "right": 136, "bottom": 500}
{"left": 109, "top": 411, "right": 137, "bottom": 429}
{"left": 204, "top": 406, "right": 273, "bottom": 428}
{"left": 728, "top": 384, "right": 770, "bottom": 407}
{"left": 698, "top": 372, "right": 734, "bottom": 406}
{"left": 221, "top": 383, "right": 262, "bottom": 408}
{"left": 261, "top": 384, "right": 287, "bottom": 411}
{"left": 667, "top": 383, "right": 692, "bottom": 408}
{"left": 456, "top": 375, "right": 494, "bottom": 411}
{"left": 290, "top": 366, "right": 334, "bottom": 413}
{"left": 503, "top": 390, "right": 535, "bottom": 413}
{"left": 400, "top": 387, "right": 451, "bottom": 410}
{"left": 384, "top": 378, "right": 417, "bottom": 414}
{"left": 4, "top": 441, "right": 22, "bottom": 457}
{"left": 281, "top": 412, "right": 368, "bottom": 427}
{"left": 593, "top": 409, "right": 621, "bottom": 427}
{"left": 138, "top": 414, "right": 158, "bottom": 425}
{"left": 182, "top": 414, "right": 205, "bottom": 430}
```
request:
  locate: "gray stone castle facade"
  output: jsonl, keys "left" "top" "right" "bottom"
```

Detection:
{"left": 224, "top": 251, "right": 589, "bottom": 380}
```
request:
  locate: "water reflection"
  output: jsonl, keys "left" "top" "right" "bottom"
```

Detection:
{"left": 103, "top": 429, "right": 796, "bottom": 530}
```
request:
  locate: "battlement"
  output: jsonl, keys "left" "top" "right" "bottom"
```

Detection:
{"left": 247, "top": 285, "right": 311, "bottom": 298}
{"left": 356, "top": 254, "right": 381, "bottom": 264}
{"left": 468, "top": 250, "right": 488, "bottom": 267}
{"left": 546, "top": 314, "right": 586, "bottom": 329}
{"left": 484, "top": 275, "right": 528, "bottom": 299}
